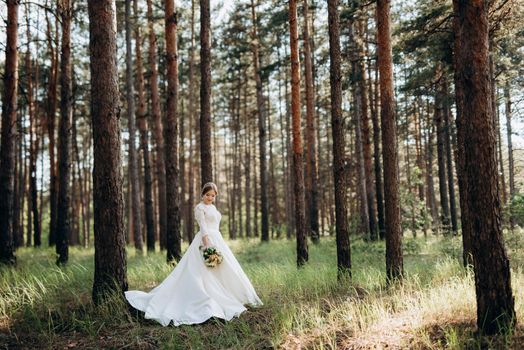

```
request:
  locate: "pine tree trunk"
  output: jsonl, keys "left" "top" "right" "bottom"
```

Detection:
{"left": 164, "top": 0, "right": 182, "bottom": 263}
{"left": 289, "top": 0, "right": 308, "bottom": 267}
{"left": 186, "top": 0, "right": 196, "bottom": 244}
{"left": 376, "top": 0, "right": 403, "bottom": 283}
{"left": 370, "top": 57, "right": 386, "bottom": 240}
{"left": 451, "top": 0, "right": 472, "bottom": 267}
{"left": 414, "top": 98, "right": 425, "bottom": 203}
{"left": 303, "top": 0, "right": 320, "bottom": 244}
{"left": 147, "top": 0, "right": 167, "bottom": 250}
{"left": 135, "top": 0, "right": 156, "bottom": 252}
{"left": 250, "top": 0, "right": 269, "bottom": 242}
{"left": 443, "top": 79, "right": 458, "bottom": 233}
{"left": 357, "top": 21, "right": 378, "bottom": 241}
{"left": 13, "top": 121, "right": 23, "bottom": 248}
{"left": 24, "top": 16, "right": 42, "bottom": 248}
{"left": 200, "top": 0, "right": 213, "bottom": 184}
{"left": 0, "top": 0, "right": 19, "bottom": 265}
{"left": 435, "top": 69, "right": 450, "bottom": 233}
{"left": 243, "top": 68, "right": 252, "bottom": 238}
{"left": 496, "top": 99, "right": 507, "bottom": 208}
{"left": 88, "top": 0, "right": 128, "bottom": 304}
{"left": 454, "top": 0, "right": 515, "bottom": 334}
{"left": 45, "top": 11, "right": 59, "bottom": 247}
{"left": 505, "top": 82, "right": 515, "bottom": 229}
{"left": 125, "top": 0, "right": 144, "bottom": 254}
{"left": 349, "top": 23, "right": 370, "bottom": 238}
{"left": 56, "top": 0, "right": 73, "bottom": 265}
{"left": 328, "top": 0, "right": 351, "bottom": 279}
{"left": 425, "top": 99, "right": 439, "bottom": 229}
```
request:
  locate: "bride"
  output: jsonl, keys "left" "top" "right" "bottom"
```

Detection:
{"left": 125, "top": 182, "right": 263, "bottom": 327}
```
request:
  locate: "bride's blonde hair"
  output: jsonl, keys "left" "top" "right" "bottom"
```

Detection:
{"left": 201, "top": 182, "right": 218, "bottom": 197}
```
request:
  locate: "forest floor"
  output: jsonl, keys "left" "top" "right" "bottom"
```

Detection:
{"left": 1, "top": 229, "right": 524, "bottom": 349}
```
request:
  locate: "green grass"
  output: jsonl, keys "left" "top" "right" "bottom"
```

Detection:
{"left": 1, "top": 231, "right": 524, "bottom": 349}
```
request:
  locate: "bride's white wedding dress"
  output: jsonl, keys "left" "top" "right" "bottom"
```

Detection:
{"left": 125, "top": 202, "right": 263, "bottom": 327}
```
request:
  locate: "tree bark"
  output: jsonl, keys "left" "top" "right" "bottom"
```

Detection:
{"left": 147, "top": 0, "right": 167, "bottom": 250}
{"left": 250, "top": 0, "right": 269, "bottom": 242}
{"left": 496, "top": 98, "right": 507, "bottom": 207}
{"left": 88, "top": 0, "right": 128, "bottom": 304}
{"left": 45, "top": 10, "right": 59, "bottom": 247}
{"left": 200, "top": 0, "right": 213, "bottom": 184}
{"left": 56, "top": 0, "right": 73, "bottom": 265}
{"left": 24, "top": 12, "right": 41, "bottom": 247}
{"left": 303, "top": 0, "right": 320, "bottom": 244}
{"left": 425, "top": 99, "right": 439, "bottom": 228}
{"left": 376, "top": 0, "right": 403, "bottom": 283}
{"left": 452, "top": 0, "right": 472, "bottom": 268}
{"left": 164, "top": 0, "right": 182, "bottom": 262}
{"left": 186, "top": 0, "right": 196, "bottom": 244}
{"left": 357, "top": 20, "right": 378, "bottom": 241}
{"left": 125, "top": 0, "right": 144, "bottom": 254}
{"left": 289, "top": 0, "right": 308, "bottom": 267}
{"left": 435, "top": 69, "right": 450, "bottom": 233}
{"left": 370, "top": 56, "right": 386, "bottom": 240}
{"left": 349, "top": 22, "right": 370, "bottom": 238}
{"left": 0, "top": 0, "right": 19, "bottom": 266}
{"left": 443, "top": 78, "right": 458, "bottom": 233}
{"left": 454, "top": 0, "right": 515, "bottom": 334}
{"left": 328, "top": 0, "right": 351, "bottom": 280}
{"left": 504, "top": 82, "right": 515, "bottom": 229}
{"left": 135, "top": 0, "right": 156, "bottom": 252}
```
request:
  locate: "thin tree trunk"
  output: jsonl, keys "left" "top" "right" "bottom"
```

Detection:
{"left": 24, "top": 13, "right": 42, "bottom": 248}
{"left": 505, "top": 82, "right": 515, "bottom": 229}
{"left": 496, "top": 99, "right": 507, "bottom": 208}
{"left": 284, "top": 52, "right": 295, "bottom": 240}
{"left": 349, "top": 23, "right": 369, "bottom": 237}
{"left": 250, "top": 0, "right": 269, "bottom": 242}
{"left": 135, "top": 0, "right": 156, "bottom": 252}
{"left": 200, "top": 0, "right": 213, "bottom": 184}
{"left": 147, "top": 0, "right": 167, "bottom": 250}
{"left": 435, "top": 69, "right": 450, "bottom": 232}
{"left": 243, "top": 69, "right": 252, "bottom": 238}
{"left": 125, "top": 0, "right": 144, "bottom": 254}
{"left": 13, "top": 113, "right": 23, "bottom": 248}
{"left": 289, "top": 0, "right": 308, "bottom": 267}
{"left": 186, "top": 0, "right": 196, "bottom": 244}
{"left": 370, "top": 55, "right": 386, "bottom": 240}
{"left": 164, "top": 0, "right": 182, "bottom": 262}
{"left": 376, "top": 0, "right": 403, "bottom": 283}
{"left": 328, "top": 0, "right": 351, "bottom": 280}
{"left": 56, "top": 0, "right": 73, "bottom": 265}
{"left": 454, "top": 0, "right": 515, "bottom": 334}
{"left": 303, "top": 0, "right": 320, "bottom": 244}
{"left": 45, "top": 10, "right": 59, "bottom": 247}
{"left": 443, "top": 78, "right": 458, "bottom": 233}
{"left": 425, "top": 99, "right": 439, "bottom": 229}
{"left": 357, "top": 20, "right": 378, "bottom": 241}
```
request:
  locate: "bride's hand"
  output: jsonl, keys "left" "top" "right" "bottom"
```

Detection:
{"left": 202, "top": 235, "right": 210, "bottom": 248}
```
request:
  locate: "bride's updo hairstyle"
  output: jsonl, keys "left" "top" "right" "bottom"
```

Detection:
{"left": 201, "top": 182, "right": 218, "bottom": 197}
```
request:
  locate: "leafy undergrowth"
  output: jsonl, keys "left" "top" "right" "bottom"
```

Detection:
{"left": 1, "top": 229, "right": 523, "bottom": 349}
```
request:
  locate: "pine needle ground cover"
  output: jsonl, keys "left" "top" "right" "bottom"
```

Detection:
{"left": 1, "top": 231, "right": 523, "bottom": 349}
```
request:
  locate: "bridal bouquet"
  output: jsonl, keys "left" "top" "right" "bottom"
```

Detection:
{"left": 199, "top": 245, "right": 224, "bottom": 267}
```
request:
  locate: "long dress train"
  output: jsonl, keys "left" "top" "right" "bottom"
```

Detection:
{"left": 124, "top": 202, "right": 263, "bottom": 326}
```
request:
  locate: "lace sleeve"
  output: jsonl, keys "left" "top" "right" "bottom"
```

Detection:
{"left": 194, "top": 206, "right": 209, "bottom": 238}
